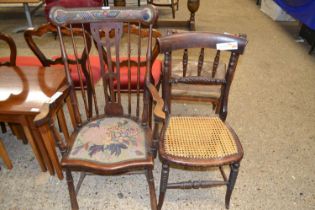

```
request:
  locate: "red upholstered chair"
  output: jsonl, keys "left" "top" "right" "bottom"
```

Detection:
{"left": 24, "top": 23, "right": 101, "bottom": 119}
{"left": 44, "top": 0, "right": 104, "bottom": 21}
{"left": 24, "top": 23, "right": 100, "bottom": 88}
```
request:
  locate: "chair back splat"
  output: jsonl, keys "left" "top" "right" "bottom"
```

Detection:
{"left": 34, "top": 6, "right": 163, "bottom": 210}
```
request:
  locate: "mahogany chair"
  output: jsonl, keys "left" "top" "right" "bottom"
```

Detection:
{"left": 0, "top": 32, "right": 25, "bottom": 155}
{"left": 156, "top": 32, "right": 247, "bottom": 209}
{"left": 0, "top": 32, "right": 16, "bottom": 66}
{"left": 0, "top": 32, "right": 16, "bottom": 132}
{"left": 24, "top": 22, "right": 101, "bottom": 119}
{"left": 162, "top": 30, "right": 247, "bottom": 121}
{"left": 0, "top": 138, "right": 13, "bottom": 170}
{"left": 148, "top": 0, "right": 179, "bottom": 19}
{"left": 35, "top": 6, "right": 164, "bottom": 209}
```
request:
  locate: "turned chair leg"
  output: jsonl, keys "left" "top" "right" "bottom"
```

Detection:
{"left": 225, "top": 163, "right": 240, "bottom": 209}
{"left": 157, "top": 163, "right": 170, "bottom": 210}
{"left": 146, "top": 169, "right": 158, "bottom": 210}
{"left": 66, "top": 169, "right": 79, "bottom": 210}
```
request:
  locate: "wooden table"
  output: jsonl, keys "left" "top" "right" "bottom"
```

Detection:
{"left": 0, "top": 65, "right": 66, "bottom": 175}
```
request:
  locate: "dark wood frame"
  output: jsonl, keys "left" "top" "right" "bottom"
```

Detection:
{"left": 35, "top": 5, "right": 165, "bottom": 210}
{"left": 0, "top": 32, "right": 17, "bottom": 66}
{"left": 155, "top": 31, "right": 248, "bottom": 210}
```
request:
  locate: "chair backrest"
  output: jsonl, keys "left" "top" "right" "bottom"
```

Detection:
{"left": 0, "top": 32, "right": 16, "bottom": 66}
{"left": 158, "top": 31, "right": 247, "bottom": 120}
{"left": 50, "top": 5, "right": 159, "bottom": 124}
{"left": 24, "top": 22, "right": 92, "bottom": 67}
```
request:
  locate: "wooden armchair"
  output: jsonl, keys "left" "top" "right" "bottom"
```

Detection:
{"left": 35, "top": 6, "right": 164, "bottom": 209}
{"left": 156, "top": 32, "right": 247, "bottom": 209}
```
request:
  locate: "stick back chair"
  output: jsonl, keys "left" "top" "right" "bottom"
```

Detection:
{"left": 35, "top": 5, "right": 165, "bottom": 209}
{"left": 164, "top": 30, "right": 247, "bottom": 121}
{"left": 148, "top": 0, "right": 179, "bottom": 19}
{"left": 156, "top": 32, "right": 247, "bottom": 209}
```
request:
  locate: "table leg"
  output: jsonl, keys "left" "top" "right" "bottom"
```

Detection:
{"left": 26, "top": 116, "right": 54, "bottom": 175}
{"left": 22, "top": 123, "right": 47, "bottom": 172}
{"left": 23, "top": 3, "right": 33, "bottom": 28}
{"left": 38, "top": 124, "right": 64, "bottom": 180}
{"left": 156, "top": 0, "right": 200, "bottom": 31}
{"left": 0, "top": 138, "right": 13, "bottom": 169}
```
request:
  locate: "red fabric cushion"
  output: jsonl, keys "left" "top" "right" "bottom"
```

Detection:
{"left": 0, "top": 56, "right": 42, "bottom": 66}
{"left": 88, "top": 56, "right": 162, "bottom": 89}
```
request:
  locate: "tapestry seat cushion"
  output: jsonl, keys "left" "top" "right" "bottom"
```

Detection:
{"left": 68, "top": 117, "right": 148, "bottom": 164}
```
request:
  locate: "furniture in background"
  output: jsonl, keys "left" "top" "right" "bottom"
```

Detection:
{"left": 0, "top": 65, "right": 67, "bottom": 176}
{"left": 274, "top": 0, "right": 315, "bottom": 54}
{"left": 35, "top": 6, "right": 164, "bottom": 209}
{"left": 24, "top": 22, "right": 101, "bottom": 119}
{"left": 148, "top": 0, "right": 179, "bottom": 19}
{"left": 0, "top": 32, "right": 16, "bottom": 66}
{"left": 0, "top": 0, "right": 43, "bottom": 32}
{"left": 156, "top": 32, "right": 247, "bottom": 209}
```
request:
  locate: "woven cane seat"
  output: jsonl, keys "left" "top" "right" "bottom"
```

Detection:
{"left": 171, "top": 60, "right": 226, "bottom": 99}
{"left": 163, "top": 116, "right": 240, "bottom": 160}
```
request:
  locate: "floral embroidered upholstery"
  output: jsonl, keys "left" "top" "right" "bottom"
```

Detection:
{"left": 68, "top": 117, "right": 147, "bottom": 164}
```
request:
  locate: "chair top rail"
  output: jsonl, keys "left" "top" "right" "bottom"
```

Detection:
{"left": 49, "top": 5, "right": 159, "bottom": 26}
{"left": 158, "top": 32, "right": 248, "bottom": 54}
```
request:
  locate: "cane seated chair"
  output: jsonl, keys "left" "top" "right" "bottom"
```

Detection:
{"left": 156, "top": 32, "right": 247, "bottom": 209}
{"left": 35, "top": 6, "right": 164, "bottom": 209}
{"left": 147, "top": 0, "right": 179, "bottom": 19}
{"left": 164, "top": 30, "right": 246, "bottom": 121}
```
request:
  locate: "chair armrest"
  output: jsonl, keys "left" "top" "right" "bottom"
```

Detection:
{"left": 34, "top": 85, "right": 70, "bottom": 126}
{"left": 146, "top": 83, "right": 165, "bottom": 121}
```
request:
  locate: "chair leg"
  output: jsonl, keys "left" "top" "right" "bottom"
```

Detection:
{"left": 146, "top": 169, "right": 158, "bottom": 210}
{"left": 225, "top": 163, "right": 240, "bottom": 209}
{"left": 0, "top": 122, "right": 7, "bottom": 133}
{"left": 65, "top": 169, "right": 79, "bottom": 210}
{"left": 171, "top": 0, "right": 176, "bottom": 19}
{"left": 157, "top": 163, "right": 170, "bottom": 210}
{"left": 75, "top": 172, "right": 86, "bottom": 195}
{"left": 0, "top": 139, "right": 13, "bottom": 169}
